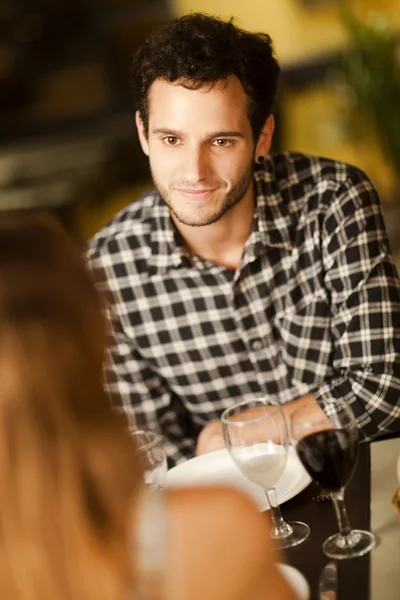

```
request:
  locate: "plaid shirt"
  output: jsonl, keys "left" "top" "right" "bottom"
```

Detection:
{"left": 88, "top": 152, "right": 400, "bottom": 466}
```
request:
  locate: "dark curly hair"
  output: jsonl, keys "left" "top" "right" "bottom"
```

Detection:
{"left": 132, "top": 13, "right": 280, "bottom": 140}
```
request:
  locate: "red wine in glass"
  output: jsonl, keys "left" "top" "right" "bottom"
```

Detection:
{"left": 296, "top": 428, "right": 358, "bottom": 491}
{"left": 291, "top": 399, "right": 376, "bottom": 560}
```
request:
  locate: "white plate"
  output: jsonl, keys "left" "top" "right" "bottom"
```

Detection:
{"left": 279, "top": 564, "right": 310, "bottom": 600}
{"left": 166, "top": 446, "right": 311, "bottom": 511}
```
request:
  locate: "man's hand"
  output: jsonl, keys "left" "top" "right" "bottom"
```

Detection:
{"left": 195, "top": 394, "right": 326, "bottom": 456}
{"left": 196, "top": 419, "right": 226, "bottom": 455}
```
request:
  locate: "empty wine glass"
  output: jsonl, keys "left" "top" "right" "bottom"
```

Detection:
{"left": 130, "top": 429, "right": 168, "bottom": 489}
{"left": 291, "top": 398, "right": 376, "bottom": 559}
{"left": 221, "top": 399, "right": 310, "bottom": 549}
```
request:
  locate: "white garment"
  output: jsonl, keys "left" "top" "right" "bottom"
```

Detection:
{"left": 134, "top": 486, "right": 167, "bottom": 600}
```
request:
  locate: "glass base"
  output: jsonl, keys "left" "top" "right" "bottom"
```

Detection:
{"left": 271, "top": 521, "right": 310, "bottom": 550}
{"left": 323, "top": 529, "right": 376, "bottom": 559}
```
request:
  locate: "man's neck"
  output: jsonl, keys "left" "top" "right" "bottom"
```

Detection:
{"left": 172, "top": 186, "right": 255, "bottom": 271}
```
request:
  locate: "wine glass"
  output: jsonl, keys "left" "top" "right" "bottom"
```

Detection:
{"left": 130, "top": 429, "right": 168, "bottom": 489}
{"left": 221, "top": 399, "right": 310, "bottom": 549}
{"left": 291, "top": 398, "right": 376, "bottom": 559}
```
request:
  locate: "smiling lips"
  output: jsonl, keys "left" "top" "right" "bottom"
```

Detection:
{"left": 176, "top": 188, "right": 218, "bottom": 199}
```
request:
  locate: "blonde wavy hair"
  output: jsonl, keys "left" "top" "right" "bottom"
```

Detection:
{"left": 0, "top": 215, "right": 142, "bottom": 600}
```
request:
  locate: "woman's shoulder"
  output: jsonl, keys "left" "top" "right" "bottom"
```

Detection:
{"left": 168, "top": 486, "right": 268, "bottom": 549}
{"left": 165, "top": 486, "right": 294, "bottom": 600}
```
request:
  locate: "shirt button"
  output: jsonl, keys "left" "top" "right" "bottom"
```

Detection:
{"left": 250, "top": 338, "right": 263, "bottom": 351}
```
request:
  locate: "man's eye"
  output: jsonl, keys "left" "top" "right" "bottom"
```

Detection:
{"left": 164, "top": 136, "right": 178, "bottom": 145}
{"left": 214, "top": 139, "right": 232, "bottom": 147}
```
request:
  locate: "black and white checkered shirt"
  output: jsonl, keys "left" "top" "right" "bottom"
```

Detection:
{"left": 88, "top": 152, "right": 400, "bottom": 466}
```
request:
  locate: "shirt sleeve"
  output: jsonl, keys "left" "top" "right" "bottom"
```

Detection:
{"left": 87, "top": 250, "right": 195, "bottom": 467}
{"left": 104, "top": 310, "right": 196, "bottom": 466}
{"left": 313, "top": 167, "right": 400, "bottom": 441}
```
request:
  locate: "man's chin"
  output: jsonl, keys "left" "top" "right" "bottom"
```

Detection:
{"left": 170, "top": 211, "right": 221, "bottom": 228}
{"left": 166, "top": 196, "right": 224, "bottom": 228}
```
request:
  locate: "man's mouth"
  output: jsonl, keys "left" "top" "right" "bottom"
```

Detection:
{"left": 175, "top": 188, "right": 218, "bottom": 199}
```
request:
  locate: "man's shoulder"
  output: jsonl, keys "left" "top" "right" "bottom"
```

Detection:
{"left": 266, "top": 151, "right": 371, "bottom": 189}
{"left": 87, "top": 188, "right": 158, "bottom": 258}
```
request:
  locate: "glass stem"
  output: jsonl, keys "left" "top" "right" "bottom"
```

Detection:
{"left": 331, "top": 489, "right": 352, "bottom": 540}
{"left": 266, "top": 488, "right": 292, "bottom": 538}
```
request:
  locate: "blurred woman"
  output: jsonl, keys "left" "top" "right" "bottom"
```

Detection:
{"left": 0, "top": 215, "right": 295, "bottom": 600}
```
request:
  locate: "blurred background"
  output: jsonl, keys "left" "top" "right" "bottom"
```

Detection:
{"left": 1, "top": 0, "right": 400, "bottom": 265}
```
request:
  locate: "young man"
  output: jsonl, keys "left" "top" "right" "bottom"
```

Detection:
{"left": 88, "top": 13, "right": 400, "bottom": 466}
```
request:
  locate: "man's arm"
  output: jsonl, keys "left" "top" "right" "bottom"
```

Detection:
{"left": 87, "top": 248, "right": 194, "bottom": 467}
{"left": 196, "top": 393, "right": 320, "bottom": 455}
{"left": 104, "top": 312, "right": 195, "bottom": 467}
{"left": 197, "top": 168, "right": 400, "bottom": 455}
{"left": 314, "top": 167, "right": 400, "bottom": 439}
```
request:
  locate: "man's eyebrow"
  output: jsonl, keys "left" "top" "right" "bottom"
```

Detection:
{"left": 151, "top": 128, "right": 245, "bottom": 139}
{"left": 152, "top": 128, "right": 184, "bottom": 136}
{"left": 206, "top": 131, "right": 245, "bottom": 139}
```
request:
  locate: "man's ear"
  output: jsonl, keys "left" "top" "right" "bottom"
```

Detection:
{"left": 255, "top": 115, "right": 275, "bottom": 161}
{"left": 135, "top": 111, "right": 149, "bottom": 156}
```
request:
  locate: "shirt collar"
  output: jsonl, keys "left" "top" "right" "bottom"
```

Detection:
{"left": 148, "top": 194, "right": 187, "bottom": 274}
{"left": 253, "top": 159, "right": 293, "bottom": 252}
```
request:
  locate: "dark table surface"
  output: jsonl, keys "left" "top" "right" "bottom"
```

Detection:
{"left": 282, "top": 442, "right": 370, "bottom": 599}
{"left": 281, "top": 437, "right": 400, "bottom": 600}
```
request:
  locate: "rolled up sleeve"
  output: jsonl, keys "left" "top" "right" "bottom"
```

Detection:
{"left": 314, "top": 169, "right": 400, "bottom": 440}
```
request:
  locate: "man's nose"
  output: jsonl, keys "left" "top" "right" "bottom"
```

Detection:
{"left": 183, "top": 147, "right": 211, "bottom": 182}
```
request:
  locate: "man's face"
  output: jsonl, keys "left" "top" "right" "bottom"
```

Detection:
{"left": 136, "top": 76, "right": 259, "bottom": 228}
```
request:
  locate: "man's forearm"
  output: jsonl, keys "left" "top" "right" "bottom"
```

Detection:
{"left": 195, "top": 394, "right": 326, "bottom": 456}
